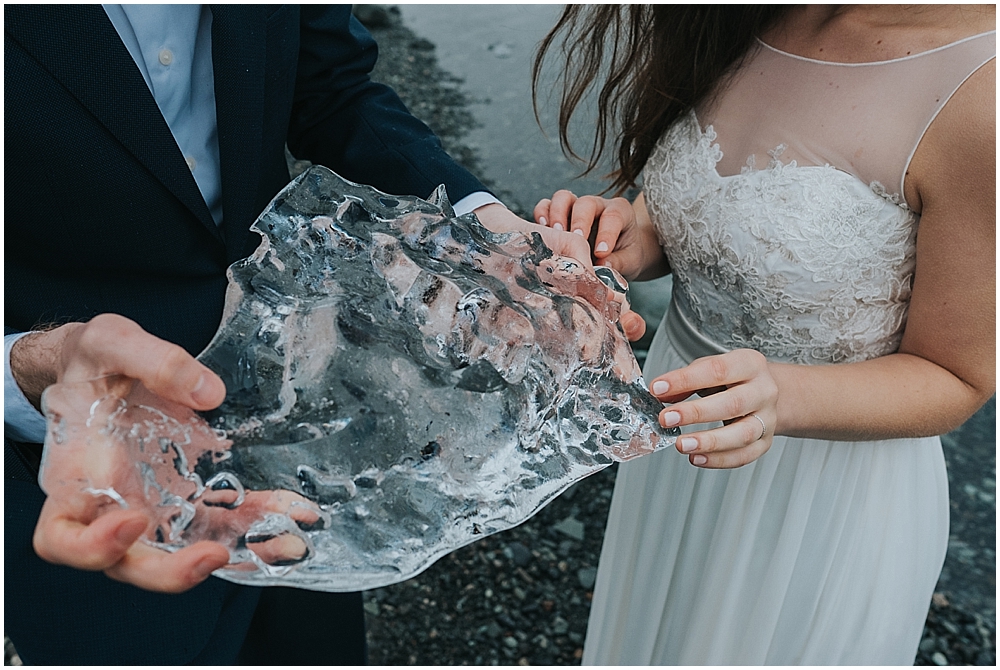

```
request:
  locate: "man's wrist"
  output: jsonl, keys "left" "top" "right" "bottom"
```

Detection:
{"left": 453, "top": 191, "right": 502, "bottom": 217}
{"left": 9, "top": 325, "right": 75, "bottom": 410}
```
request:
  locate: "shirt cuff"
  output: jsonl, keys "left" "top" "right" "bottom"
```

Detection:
{"left": 452, "top": 191, "right": 504, "bottom": 217}
{"left": 5, "top": 332, "right": 48, "bottom": 444}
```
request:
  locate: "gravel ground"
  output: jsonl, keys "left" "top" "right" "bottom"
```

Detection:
{"left": 5, "top": 7, "right": 993, "bottom": 666}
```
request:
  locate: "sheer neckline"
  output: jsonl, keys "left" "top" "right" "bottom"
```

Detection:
{"left": 756, "top": 30, "right": 995, "bottom": 67}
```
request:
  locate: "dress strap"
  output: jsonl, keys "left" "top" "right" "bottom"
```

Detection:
{"left": 901, "top": 32, "right": 996, "bottom": 199}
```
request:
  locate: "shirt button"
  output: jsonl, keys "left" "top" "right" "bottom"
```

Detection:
{"left": 159, "top": 49, "right": 173, "bottom": 66}
{"left": 185, "top": 155, "right": 197, "bottom": 171}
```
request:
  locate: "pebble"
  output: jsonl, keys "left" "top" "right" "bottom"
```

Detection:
{"left": 552, "top": 516, "right": 585, "bottom": 541}
{"left": 507, "top": 542, "right": 533, "bottom": 567}
{"left": 578, "top": 567, "right": 598, "bottom": 590}
{"left": 932, "top": 651, "right": 948, "bottom": 665}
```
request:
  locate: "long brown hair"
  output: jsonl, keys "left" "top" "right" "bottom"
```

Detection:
{"left": 533, "top": 5, "right": 789, "bottom": 194}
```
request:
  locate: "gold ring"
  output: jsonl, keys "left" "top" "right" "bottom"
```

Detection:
{"left": 749, "top": 413, "right": 767, "bottom": 441}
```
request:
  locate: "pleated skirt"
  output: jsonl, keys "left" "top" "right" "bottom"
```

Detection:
{"left": 583, "top": 302, "right": 949, "bottom": 665}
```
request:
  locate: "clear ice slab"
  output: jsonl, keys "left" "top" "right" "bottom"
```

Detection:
{"left": 39, "top": 166, "right": 678, "bottom": 591}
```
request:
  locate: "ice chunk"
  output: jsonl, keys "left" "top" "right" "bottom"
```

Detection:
{"left": 39, "top": 166, "right": 677, "bottom": 591}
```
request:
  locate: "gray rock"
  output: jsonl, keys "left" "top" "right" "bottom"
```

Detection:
{"left": 553, "top": 516, "right": 586, "bottom": 541}
{"left": 578, "top": 566, "right": 598, "bottom": 590}
{"left": 507, "top": 541, "right": 532, "bottom": 566}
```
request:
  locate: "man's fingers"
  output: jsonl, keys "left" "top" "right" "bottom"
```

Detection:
{"left": 104, "top": 541, "right": 231, "bottom": 594}
{"left": 33, "top": 504, "right": 148, "bottom": 571}
{"left": 620, "top": 311, "right": 646, "bottom": 342}
{"left": 246, "top": 534, "right": 310, "bottom": 566}
{"left": 64, "top": 314, "right": 226, "bottom": 410}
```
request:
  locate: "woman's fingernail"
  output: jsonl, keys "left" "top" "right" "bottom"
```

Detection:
{"left": 539, "top": 216, "right": 547, "bottom": 226}
{"left": 573, "top": 228, "right": 584, "bottom": 236}
{"left": 661, "top": 410, "right": 681, "bottom": 427}
{"left": 552, "top": 222, "right": 564, "bottom": 231}
{"left": 679, "top": 437, "right": 698, "bottom": 453}
{"left": 651, "top": 380, "right": 670, "bottom": 395}
{"left": 595, "top": 241, "right": 609, "bottom": 253}
{"left": 692, "top": 455, "right": 708, "bottom": 466}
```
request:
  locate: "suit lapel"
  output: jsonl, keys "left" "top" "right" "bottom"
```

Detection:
{"left": 5, "top": 4, "right": 220, "bottom": 240}
{"left": 210, "top": 5, "right": 268, "bottom": 263}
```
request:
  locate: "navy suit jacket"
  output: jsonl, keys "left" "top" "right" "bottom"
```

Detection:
{"left": 4, "top": 5, "right": 485, "bottom": 664}
{"left": 5, "top": 3, "right": 486, "bottom": 353}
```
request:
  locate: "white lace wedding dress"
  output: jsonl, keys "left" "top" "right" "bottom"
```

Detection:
{"left": 583, "top": 32, "right": 995, "bottom": 665}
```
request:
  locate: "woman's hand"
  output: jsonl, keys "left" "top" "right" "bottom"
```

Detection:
{"left": 533, "top": 190, "right": 669, "bottom": 282}
{"left": 649, "top": 349, "right": 779, "bottom": 469}
{"left": 474, "top": 202, "right": 646, "bottom": 340}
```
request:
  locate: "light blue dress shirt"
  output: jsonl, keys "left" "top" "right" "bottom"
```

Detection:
{"left": 4, "top": 5, "right": 500, "bottom": 443}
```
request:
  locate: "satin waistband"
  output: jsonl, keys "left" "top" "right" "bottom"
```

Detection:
{"left": 664, "top": 295, "right": 729, "bottom": 363}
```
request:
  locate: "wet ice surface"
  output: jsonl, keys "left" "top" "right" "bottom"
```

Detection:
{"left": 40, "top": 166, "right": 676, "bottom": 591}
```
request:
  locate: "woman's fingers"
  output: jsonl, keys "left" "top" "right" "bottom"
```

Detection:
{"left": 567, "top": 196, "right": 602, "bottom": 238}
{"left": 686, "top": 440, "right": 771, "bottom": 470}
{"left": 650, "top": 349, "right": 770, "bottom": 402}
{"left": 646, "top": 349, "right": 779, "bottom": 469}
{"left": 675, "top": 413, "right": 769, "bottom": 456}
{"left": 534, "top": 198, "right": 552, "bottom": 226}
{"left": 592, "top": 197, "right": 631, "bottom": 258}
{"left": 546, "top": 190, "right": 579, "bottom": 232}
{"left": 658, "top": 381, "right": 765, "bottom": 428}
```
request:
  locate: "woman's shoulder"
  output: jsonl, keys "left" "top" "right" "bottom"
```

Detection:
{"left": 903, "top": 56, "right": 994, "bottom": 214}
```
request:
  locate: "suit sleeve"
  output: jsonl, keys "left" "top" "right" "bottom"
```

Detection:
{"left": 286, "top": 6, "right": 489, "bottom": 203}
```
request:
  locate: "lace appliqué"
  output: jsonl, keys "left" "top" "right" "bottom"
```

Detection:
{"left": 644, "top": 112, "right": 917, "bottom": 365}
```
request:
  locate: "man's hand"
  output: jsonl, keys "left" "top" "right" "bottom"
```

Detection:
{"left": 17, "top": 314, "right": 233, "bottom": 593}
{"left": 473, "top": 203, "right": 646, "bottom": 340}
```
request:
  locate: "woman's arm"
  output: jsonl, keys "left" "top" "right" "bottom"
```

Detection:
{"left": 768, "top": 59, "right": 996, "bottom": 441}
{"left": 534, "top": 62, "right": 994, "bottom": 468}
{"left": 646, "top": 60, "right": 995, "bottom": 466}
